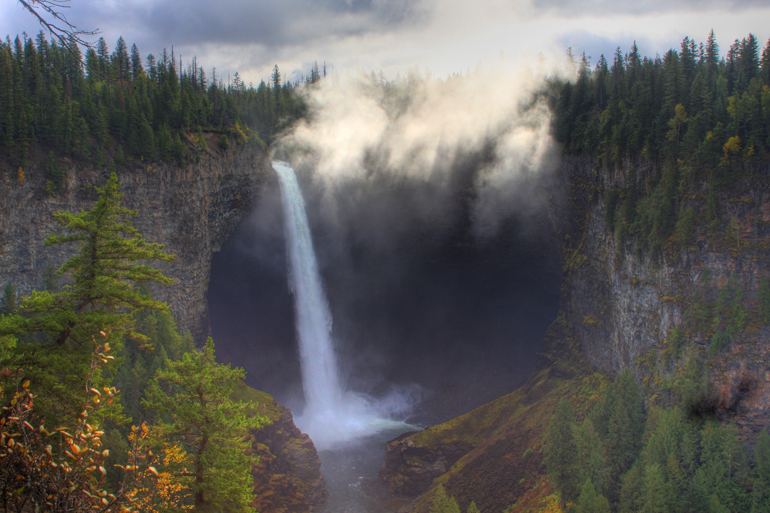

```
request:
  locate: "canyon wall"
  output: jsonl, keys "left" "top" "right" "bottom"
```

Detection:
{"left": 560, "top": 156, "right": 770, "bottom": 436}
{"left": 0, "top": 142, "right": 271, "bottom": 341}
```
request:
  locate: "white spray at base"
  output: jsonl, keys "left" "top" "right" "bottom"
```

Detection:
{"left": 273, "top": 160, "right": 419, "bottom": 450}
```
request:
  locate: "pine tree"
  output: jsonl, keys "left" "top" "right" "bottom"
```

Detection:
{"left": 0, "top": 173, "right": 175, "bottom": 347}
{"left": 545, "top": 399, "right": 579, "bottom": 502}
{"left": 142, "top": 338, "right": 266, "bottom": 512}
{"left": 753, "top": 428, "right": 770, "bottom": 513}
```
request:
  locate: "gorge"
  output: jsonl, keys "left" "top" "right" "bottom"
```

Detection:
{"left": 2, "top": 30, "right": 770, "bottom": 512}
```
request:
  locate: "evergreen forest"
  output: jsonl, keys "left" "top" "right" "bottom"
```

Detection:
{"left": 552, "top": 31, "right": 770, "bottom": 255}
{"left": 0, "top": 32, "right": 312, "bottom": 174}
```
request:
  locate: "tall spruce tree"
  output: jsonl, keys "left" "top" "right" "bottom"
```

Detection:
{"left": 545, "top": 399, "right": 579, "bottom": 502}
{"left": 142, "top": 338, "right": 265, "bottom": 512}
{"left": 0, "top": 173, "right": 174, "bottom": 347}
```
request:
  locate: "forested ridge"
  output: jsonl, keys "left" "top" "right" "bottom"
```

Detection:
{"left": 0, "top": 32, "right": 310, "bottom": 176}
{"left": 528, "top": 31, "right": 770, "bottom": 513}
{"left": 552, "top": 31, "right": 770, "bottom": 255}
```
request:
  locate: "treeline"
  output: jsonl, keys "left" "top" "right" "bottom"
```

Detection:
{"left": 545, "top": 371, "right": 770, "bottom": 513}
{"left": 0, "top": 176, "right": 265, "bottom": 512}
{"left": 552, "top": 32, "right": 770, "bottom": 255}
{"left": 0, "top": 32, "right": 309, "bottom": 170}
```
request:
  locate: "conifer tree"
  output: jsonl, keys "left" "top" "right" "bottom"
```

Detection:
{"left": 576, "top": 479, "right": 611, "bottom": 513}
{"left": 2, "top": 283, "right": 17, "bottom": 314}
{"left": 753, "top": 428, "right": 770, "bottom": 513}
{"left": 545, "top": 399, "right": 579, "bottom": 502}
{"left": 0, "top": 173, "right": 174, "bottom": 347}
{"left": 142, "top": 338, "right": 265, "bottom": 512}
{"left": 574, "top": 418, "right": 610, "bottom": 497}
{"left": 429, "top": 485, "right": 461, "bottom": 513}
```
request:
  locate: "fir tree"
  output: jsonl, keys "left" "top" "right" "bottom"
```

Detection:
{"left": 0, "top": 173, "right": 174, "bottom": 347}
{"left": 142, "top": 338, "right": 265, "bottom": 512}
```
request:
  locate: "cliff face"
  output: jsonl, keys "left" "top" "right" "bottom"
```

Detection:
{"left": 233, "top": 383, "right": 329, "bottom": 513}
{"left": 560, "top": 156, "right": 770, "bottom": 438}
{"left": 0, "top": 143, "right": 271, "bottom": 341}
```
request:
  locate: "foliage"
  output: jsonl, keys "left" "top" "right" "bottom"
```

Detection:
{"left": 544, "top": 399, "right": 579, "bottom": 502}
{"left": 0, "top": 337, "right": 154, "bottom": 512}
{"left": 430, "top": 485, "right": 461, "bottom": 513}
{"left": 542, "top": 368, "right": 770, "bottom": 513}
{"left": 753, "top": 429, "right": 770, "bottom": 513}
{"left": 759, "top": 278, "right": 770, "bottom": 325}
{"left": 575, "top": 480, "right": 611, "bottom": 513}
{"left": 0, "top": 31, "right": 311, "bottom": 168}
{"left": 553, "top": 32, "right": 770, "bottom": 253}
{"left": 2, "top": 282, "right": 16, "bottom": 314}
{"left": 142, "top": 338, "right": 266, "bottom": 512}
{"left": 113, "top": 309, "right": 194, "bottom": 426}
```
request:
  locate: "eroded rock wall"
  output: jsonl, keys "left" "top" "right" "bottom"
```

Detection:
{"left": 559, "top": 156, "right": 770, "bottom": 438}
{"left": 0, "top": 144, "right": 271, "bottom": 341}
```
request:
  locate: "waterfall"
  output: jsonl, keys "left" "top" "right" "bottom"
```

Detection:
{"left": 273, "top": 161, "right": 419, "bottom": 450}
{"left": 273, "top": 160, "right": 343, "bottom": 414}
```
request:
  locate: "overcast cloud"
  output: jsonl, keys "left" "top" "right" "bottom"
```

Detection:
{"left": 1, "top": 0, "right": 768, "bottom": 86}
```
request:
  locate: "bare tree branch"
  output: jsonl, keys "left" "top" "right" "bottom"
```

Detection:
{"left": 17, "top": 0, "right": 99, "bottom": 49}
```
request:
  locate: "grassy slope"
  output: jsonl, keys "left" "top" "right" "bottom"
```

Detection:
{"left": 406, "top": 316, "right": 607, "bottom": 513}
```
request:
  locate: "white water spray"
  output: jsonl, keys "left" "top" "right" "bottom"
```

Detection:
{"left": 273, "top": 161, "right": 419, "bottom": 450}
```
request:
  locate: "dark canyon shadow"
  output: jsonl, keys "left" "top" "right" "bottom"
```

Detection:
{"left": 208, "top": 153, "right": 562, "bottom": 426}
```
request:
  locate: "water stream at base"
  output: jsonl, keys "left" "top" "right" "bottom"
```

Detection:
{"left": 273, "top": 161, "right": 418, "bottom": 454}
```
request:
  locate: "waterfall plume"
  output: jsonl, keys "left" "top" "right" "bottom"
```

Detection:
{"left": 273, "top": 160, "right": 418, "bottom": 450}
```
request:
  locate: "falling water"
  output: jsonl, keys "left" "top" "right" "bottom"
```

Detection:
{"left": 273, "top": 161, "right": 419, "bottom": 451}
{"left": 274, "top": 160, "right": 344, "bottom": 413}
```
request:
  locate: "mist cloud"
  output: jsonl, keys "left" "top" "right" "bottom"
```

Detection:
{"left": 280, "top": 60, "right": 559, "bottom": 237}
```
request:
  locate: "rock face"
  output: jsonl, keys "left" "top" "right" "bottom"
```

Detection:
{"left": 379, "top": 431, "right": 472, "bottom": 497}
{"left": 249, "top": 405, "right": 329, "bottom": 512}
{"left": 232, "top": 382, "right": 328, "bottom": 512}
{"left": 558, "top": 156, "right": 770, "bottom": 438}
{"left": 0, "top": 143, "right": 271, "bottom": 341}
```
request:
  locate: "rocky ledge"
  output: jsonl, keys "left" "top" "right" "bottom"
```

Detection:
{"left": 234, "top": 382, "right": 329, "bottom": 512}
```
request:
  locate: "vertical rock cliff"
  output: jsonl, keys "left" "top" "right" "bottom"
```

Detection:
{"left": 0, "top": 143, "right": 270, "bottom": 341}
{"left": 560, "top": 157, "right": 770, "bottom": 437}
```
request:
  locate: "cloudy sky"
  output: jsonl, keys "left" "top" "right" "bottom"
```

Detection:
{"left": 2, "top": 0, "right": 769, "bottom": 85}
